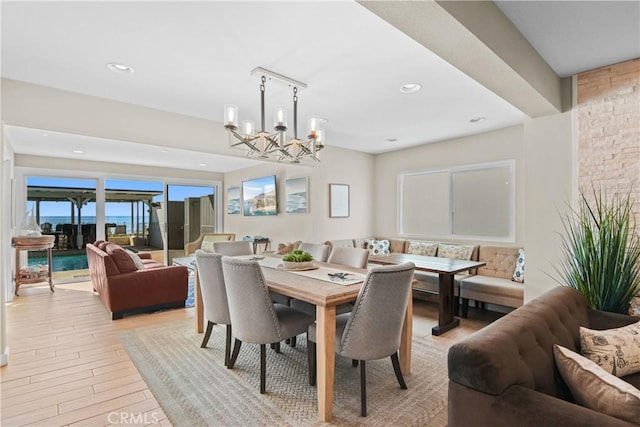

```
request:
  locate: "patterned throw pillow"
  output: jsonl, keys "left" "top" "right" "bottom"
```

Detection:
{"left": 125, "top": 249, "right": 145, "bottom": 270}
{"left": 366, "top": 239, "right": 390, "bottom": 255}
{"left": 437, "top": 244, "right": 474, "bottom": 260}
{"left": 512, "top": 249, "right": 525, "bottom": 283}
{"left": 580, "top": 321, "right": 640, "bottom": 377}
{"left": 553, "top": 344, "right": 640, "bottom": 424}
{"left": 277, "top": 240, "right": 302, "bottom": 255}
{"left": 407, "top": 241, "right": 438, "bottom": 256}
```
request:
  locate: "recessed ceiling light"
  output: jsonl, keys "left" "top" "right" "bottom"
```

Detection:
{"left": 199, "top": 163, "right": 207, "bottom": 167}
{"left": 160, "top": 149, "right": 169, "bottom": 154}
{"left": 72, "top": 149, "right": 84, "bottom": 154}
{"left": 400, "top": 83, "right": 421, "bottom": 94}
{"left": 385, "top": 138, "right": 398, "bottom": 142}
{"left": 42, "top": 133, "right": 48, "bottom": 137}
{"left": 470, "top": 116, "right": 486, "bottom": 123}
{"left": 106, "top": 62, "right": 135, "bottom": 74}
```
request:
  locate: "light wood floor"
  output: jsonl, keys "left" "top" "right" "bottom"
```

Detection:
{"left": 1, "top": 281, "right": 501, "bottom": 426}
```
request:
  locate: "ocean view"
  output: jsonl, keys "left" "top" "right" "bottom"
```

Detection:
{"left": 38, "top": 216, "right": 148, "bottom": 235}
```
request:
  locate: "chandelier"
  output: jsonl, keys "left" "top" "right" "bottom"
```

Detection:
{"left": 223, "top": 67, "right": 326, "bottom": 163}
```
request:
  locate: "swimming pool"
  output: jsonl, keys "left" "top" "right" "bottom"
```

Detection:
{"left": 28, "top": 253, "right": 88, "bottom": 271}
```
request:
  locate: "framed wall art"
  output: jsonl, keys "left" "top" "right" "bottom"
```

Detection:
{"left": 227, "top": 187, "right": 241, "bottom": 215}
{"left": 285, "top": 177, "right": 308, "bottom": 213}
{"left": 329, "top": 184, "right": 349, "bottom": 218}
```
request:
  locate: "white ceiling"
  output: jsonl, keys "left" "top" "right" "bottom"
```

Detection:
{"left": 2, "top": 1, "right": 638, "bottom": 172}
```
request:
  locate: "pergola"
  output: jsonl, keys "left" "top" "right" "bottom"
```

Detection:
{"left": 27, "top": 186, "right": 163, "bottom": 247}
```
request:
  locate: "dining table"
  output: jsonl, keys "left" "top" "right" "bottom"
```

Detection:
{"left": 193, "top": 254, "right": 413, "bottom": 423}
{"left": 369, "top": 253, "right": 485, "bottom": 336}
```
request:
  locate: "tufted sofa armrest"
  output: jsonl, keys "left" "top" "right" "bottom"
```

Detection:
{"left": 448, "top": 286, "right": 589, "bottom": 397}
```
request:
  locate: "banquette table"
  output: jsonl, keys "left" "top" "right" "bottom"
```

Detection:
{"left": 193, "top": 255, "right": 413, "bottom": 423}
{"left": 369, "top": 253, "right": 484, "bottom": 335}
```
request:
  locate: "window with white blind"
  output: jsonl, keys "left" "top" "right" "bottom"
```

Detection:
{"left": 398, "top": 161, "right": 515, "bottom": 241}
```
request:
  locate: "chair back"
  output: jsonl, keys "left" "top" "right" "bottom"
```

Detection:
{"left": 213, "top": 241, "right": 252, "bottom": 256}
{"left": 298, "top": 242, "right": 331, "bottom": 262}
{"left": 185, "top": 233, "right": 236, "bottom": 255}
{"left": 338, "top": 262, "right": 415, "bottom": 360}
{"left": 328, "top": 247, "right": 370, "bottom": 269}
{"left": 195, "top": 250, "right": 230, "bottom": 325}
{"left": 221, "top": 257, "right": 282, "bottom": 344}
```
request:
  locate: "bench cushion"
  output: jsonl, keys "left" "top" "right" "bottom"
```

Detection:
{"left": 478, "top": 246, "right": 521, "bottom": 280}
{"left": 460, "top": 275, "right": 524, "bottom": 308}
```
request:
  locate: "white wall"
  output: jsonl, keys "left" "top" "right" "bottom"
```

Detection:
{"left": 374, "top": 125, "right": 525, "bottom": 245}
{"left": 224, "top": 145, "right": 375, "bottom": 247}
{"left": 523, "top": 111, "right": 574, "bottom": 300}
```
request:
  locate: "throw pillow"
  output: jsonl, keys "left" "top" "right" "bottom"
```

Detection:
{"left": 407, "top": 241, "right": 438, "bottom": 256}
{"left": 125, "top": 249, "right": 145, "bottom": 270}
{"left": 437, "top": 244, "right": 474, "bottom": 260}
{"left": 553, "top": 344, "right": 640, "bottom": 424}
{"left": 366, "top": 239, "right": 390, "bottom": 256}
{"left": 104, "top": 243, "right": 138, "bottom": 274}
{"left": 277, "top": 240, "right": 302, "bottom": 255}
{"left": 580, "top": 321, "right": 640, "bottom": 377}
{"left": 512, "top": 249, "right": 525, "bottom": 283}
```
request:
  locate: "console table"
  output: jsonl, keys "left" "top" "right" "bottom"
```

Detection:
{"left": 12, "top": 235, "right": 55, "bottom": 296}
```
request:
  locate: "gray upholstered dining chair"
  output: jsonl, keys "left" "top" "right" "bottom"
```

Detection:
{"left": 212, "top": 240, "right": 252, "bottom": 256}
{"left": 194, "top": 250, "right": 232, "bottom": 366}
{"left": 307, "top": 262, "right": 415, "bottom": 416}
{"left": 327, "top": 247, "right": 370, "bottom": 269}
{"left": 221, "top": 256, "right": 315, "bottom": 394}
{"left": 298, "top": 242, "right": 331, "bottom": 262}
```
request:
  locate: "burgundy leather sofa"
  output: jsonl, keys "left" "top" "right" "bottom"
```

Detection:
{"left": 86, "top": 241, "right": 188, "bottom": 319}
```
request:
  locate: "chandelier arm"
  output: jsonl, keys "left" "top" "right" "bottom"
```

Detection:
{"left": 293, "top": 87, "right": 298, "bottom": 140}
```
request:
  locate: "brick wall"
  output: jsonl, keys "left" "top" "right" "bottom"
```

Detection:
{"left": 577, "top": 58, "right": 639, "bottom": 315}
{"left": 577, "top": 58, "right": 640, "bottom": 218}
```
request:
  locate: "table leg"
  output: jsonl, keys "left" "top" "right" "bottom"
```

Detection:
{"left": 195, "top": 270, "right": 204, "bottom": 333}
{"left": 432, "top": 273, "right": 460, "bottom": 336}
{"left": 399, "top": 295, "right": 412, "bottom": 374}
{"left": 316, "top": 304, "right": 336, "bottom": 422}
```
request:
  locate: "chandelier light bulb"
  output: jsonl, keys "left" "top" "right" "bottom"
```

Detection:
{"left": 224, "top": 104, "right": 238, "bottom": 129}
{"left": 242, "top": 120, "right": 255, "bottom": 137}
{"left": 274, "top": 106, "right": 287, "bottom": 131}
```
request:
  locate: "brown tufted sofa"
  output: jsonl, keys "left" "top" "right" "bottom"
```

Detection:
{"left": 448, "top": 286, "right": 640, "bottom": 427}
{"left": 86, "top": 241, "right": 188, "bottom": 320}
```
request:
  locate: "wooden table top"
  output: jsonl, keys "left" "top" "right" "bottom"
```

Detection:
{"left": 260, "top": 257, "right": 364, "bottom": 307}
{"left": 369, "top": 253, "right": 485, "bottom": 274}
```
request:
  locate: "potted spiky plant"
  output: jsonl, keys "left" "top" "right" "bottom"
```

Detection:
{"left": 557, "top": 188, "right": 640, "bottom": 314}
{"left": 282, "top": 249, "right": 314, "bottom": 270}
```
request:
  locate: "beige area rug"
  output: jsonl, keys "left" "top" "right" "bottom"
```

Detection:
{"left": 119, "top": 318, "right": 448, "bottom": 426}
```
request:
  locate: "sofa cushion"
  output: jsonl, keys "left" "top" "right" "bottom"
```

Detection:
{"left": 407, "top": 241, "right": 438, "bottom": 256}
{"left": 104, "top": 243, "right": 138, "bottom": 274}
{"left": 512, "top": 249, "right": 525, "bottom": 283}
{"left": 459, "top": 275, "right": 524, "bottom": 299}
{"left": 476, "top": 246, "right": 520, "bottom": 280}
{"left": 580, "top": 321, "right": 640, "bottom": 377}
{"left": 383, "top": 238, "right": 408, "bottom": 253}
{"left": 124, "top": 249, "right": 145, "bottom": 270}
{"left": 554, "top": 344, "right": 640, "bottom": 424}
{"left": 438, "top": 243, "right": 474, "bottom": 260}
{"left": 96, "top": 240, "right": 110, "bottom": 250}
{"left": 365, "top": 239, "right": 390, "bottom": 255}
{"left": 325, "top": 239, "right": 356, "bottom": 249}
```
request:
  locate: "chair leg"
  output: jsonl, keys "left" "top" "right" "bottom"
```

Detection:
{"left": 224, "top": 324, "right": 232, "bottom": 367}
{"left": 260, "top": 344, "right": 266, "bottom": 394}
{"left": 360, "top": 360, "right": 367, "bottom": 417}
{"left": 308, "top": 341, "right": 316, "bottom": 386}
{"left": 352, "top": 359, "right": 359, "bottom": 367}
{"left": 290, "top": 336, "right": 297, "bottom": 348}
{"left": 272, "top": 342, "right": 280, "bottom": 353}
{"left": 200, "top": 321, "right": 215, "bottom": 348}
{"left": 454, "top": 295, "right": 460, "bottom": 316}
{"left": 391, "top": 352, "right": 407, "bottom": 389}
{"left": 228, "top": 338, "right": 242, "bottom": 369}
{"left": 461, "top": 298, "right": 469, "bottom": 318}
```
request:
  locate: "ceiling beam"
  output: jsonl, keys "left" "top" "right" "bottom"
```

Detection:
{"left": 358, "top": 1, "right": 569, "bottom": 117}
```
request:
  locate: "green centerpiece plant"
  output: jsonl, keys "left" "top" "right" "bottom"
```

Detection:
{"left": 558, "top": 188, "right": 640, "bottom": 314}
{"left": 282, "top": 249, "right": 314, "bottom": 270}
